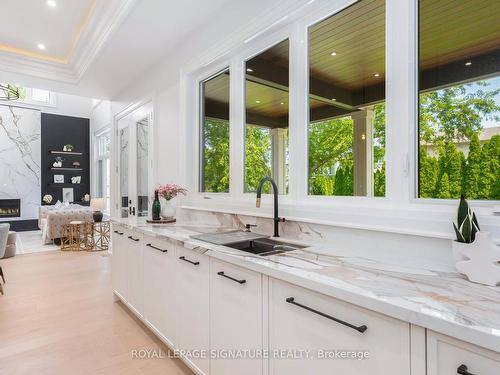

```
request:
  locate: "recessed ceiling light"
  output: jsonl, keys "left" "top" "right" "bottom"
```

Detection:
{"left": 37, "top": 43, "right": 46, "bottom": 50}
{"left": 246, "top": 68, "right": 253, "bottom": 72}
{"left": 465, "top": 61, "right": 472, "bottom": 66}
{"left": 330, "top": 52, "right": 337, "bottom": 56}
{"left": 255, "top": 100, "right": 261, "bottom": 104}
{"left": 46, "top": 0, "right": 57, "bottom": 7}
{"left": 331, "top": 98, "right": 336, "bottom": 101}
{"left": 373, "top": 73, "right": 380, "bottom": 77}
{"left": 280, "top": 102, "right": 285, "bottom": 105}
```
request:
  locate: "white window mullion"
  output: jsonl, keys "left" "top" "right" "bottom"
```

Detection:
{"left": 385, "top": 0, "right": 416, "bottom": 203}
{"left": 289, "top": 22, "right": 309, "bottom": 202}
{"left": 229, "top": 58, "right": 245, "bottom": 198}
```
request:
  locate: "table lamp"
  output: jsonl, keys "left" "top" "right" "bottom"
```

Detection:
{"left": 90, "top": 198, "right": 106, "bottom": 222}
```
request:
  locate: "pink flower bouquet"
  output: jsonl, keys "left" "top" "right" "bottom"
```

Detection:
{"left": 157, "top": 184, "right": 187, "bottom": 201}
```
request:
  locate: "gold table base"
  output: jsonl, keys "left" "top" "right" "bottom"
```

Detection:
{"left": 61, "top": 221, "right": 110, "bottom": 252}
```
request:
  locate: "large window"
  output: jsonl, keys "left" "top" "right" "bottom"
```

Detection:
{"left": 418, "top": 0, "right": 500, "bottom": 200}
{"left": 1, "top": 84, "right": 55, "bottom": 106}
{"left": 200, "top": 69, "right": 230, "bottom": 193}
{"left": 307, "top": 0, "right": 386, "bottom": 197}
{"left": 245, "top": 40, "right": 290, "bottom": 194}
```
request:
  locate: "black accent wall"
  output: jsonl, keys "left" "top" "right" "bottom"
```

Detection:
{"left": 41, "top": 113, "right": 90, "bottom": 204}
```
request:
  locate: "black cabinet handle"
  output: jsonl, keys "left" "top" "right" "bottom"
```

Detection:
{"left": 457, "top": 365, "right": 476, "bottom": 375}
{"left": 286, "top": 297, "right": 367, "bottom": 333}
{"left": 179, "top": 256, "right": 199, "bottom": 266}
{"left": 114, "top": 230, "right": 123, "bottom": 235}
{"left": 217, "top": 271, "right": 246, "bottom": 284}
{"left": 146, "top": 243, "right": 168, "bottom": 252}
{"left": 127, "top": 236, "right": 140, "bottom": 242}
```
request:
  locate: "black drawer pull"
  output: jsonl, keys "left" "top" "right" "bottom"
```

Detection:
{"left": 146, "top": 243, "right": 168, "bottom": 252}
{"left": 286, "top": 297, "right": 367, "bottom": 333}
{"left": 127, "top": 236, "right": 140, "bottom": 242}
{"left": 114, "top": 230, "right": 124, "bottom": 235}
{"left": 179, "top": 256, "right": 199, "bottom": 266}
{"left": 217, "top": 271, "right": 246, "bottom": 284}
{"left": 457, "top": 365, "right": 476, "bottom": 375}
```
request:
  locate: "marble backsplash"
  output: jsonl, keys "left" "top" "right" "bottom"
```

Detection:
{"left": 176, "top": 207, "right": 457, "bottom": 273}
{"left": 0, "top": 105, "right": 41, "bottom": 221}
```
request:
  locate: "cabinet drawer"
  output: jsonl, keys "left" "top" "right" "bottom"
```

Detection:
{"left": 210, "top": 259, "right": 263, "bottom": 375}
{"left": 269, "top": 278, "right": 410, "bottom": 375}
{"left": 427, "top": 331, "right": 500, "bottom": 375}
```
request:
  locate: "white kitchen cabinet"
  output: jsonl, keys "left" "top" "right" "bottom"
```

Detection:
{"left": 427, "top": 330, "right": 500, "bottom": 375}
{"left": 268, "top": 278, "right": 410, "bottom": 375}
{"left": 210, "top": 259, "right": 263, "bottom": 375}
{"left": 175, "top": 246, "right": 210, "bottom": 375}
{"left": 111, "top": 224, "right": 128, "bottom": 301}
{"left": 143, "top": 235, "right": 177, "bottom": 347}
{"left": 124, "top": 230, "right": 144, "bottom": 317}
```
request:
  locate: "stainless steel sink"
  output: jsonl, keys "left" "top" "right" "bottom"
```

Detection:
{"left": 225, "top": 238, "right": 305, "bottom": 256}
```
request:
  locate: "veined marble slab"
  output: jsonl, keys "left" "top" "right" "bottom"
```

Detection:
{"left": 113, "top": 217, "right": 500, "bottom": 353}
{"left": 0, "top": 105, "right": 41, "bottom": 220}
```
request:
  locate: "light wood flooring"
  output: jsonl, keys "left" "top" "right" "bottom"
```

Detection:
{"left": 0, "top": 250, "right": 193, "bottom": 375}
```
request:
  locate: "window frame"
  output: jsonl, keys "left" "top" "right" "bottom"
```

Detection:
{"left": 179, "top": 0, "right": 500, "bottom": 241}
{"left": 94, "top": 129, "right": 111, "bottom": 213}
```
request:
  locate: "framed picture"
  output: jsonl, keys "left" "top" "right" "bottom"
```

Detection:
{"left": 54, "top": 175, "right": 64, "bottom": 183}
{"left": 62, "top": 188, "right": 74, "bottom": 203}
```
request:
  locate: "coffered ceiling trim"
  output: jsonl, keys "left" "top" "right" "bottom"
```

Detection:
{"left": 0, "top": 0, "right": 137, "bottom": 84}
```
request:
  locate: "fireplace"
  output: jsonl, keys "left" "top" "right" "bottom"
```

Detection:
{"left": 0, "top": 199, "right": 21, "bottom": 218}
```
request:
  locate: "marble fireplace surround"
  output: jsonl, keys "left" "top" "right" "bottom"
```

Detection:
{"left": 0, "top": 105, "right": 41, "bottom": 222}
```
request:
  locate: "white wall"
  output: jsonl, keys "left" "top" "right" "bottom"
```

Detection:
{"left": 91, "top": 100, "right": 111, "bottom": 134}
{"left": 13, "top": 92, "right": 92, "bottom": 119}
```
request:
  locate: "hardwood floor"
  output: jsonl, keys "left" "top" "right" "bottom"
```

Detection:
{"left": 0, "top": 250, "right": 193, "bottom": 375}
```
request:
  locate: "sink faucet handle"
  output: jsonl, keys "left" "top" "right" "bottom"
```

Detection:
{"left": 245, "top": 224, "right": 258, "bottom": 232}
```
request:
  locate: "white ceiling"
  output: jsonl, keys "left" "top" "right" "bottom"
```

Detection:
{"left": 0, "top": 0, "right": 94, "bottom": 61}
{"left": 0, "top": 0, "right": 287, "bottom": 99}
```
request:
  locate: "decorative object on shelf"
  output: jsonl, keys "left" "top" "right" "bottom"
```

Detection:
{"left": 90, "top": 198, "right": 106, "bottom": 222}
{"left": 152, "top": 190, "right": 161, "bottom": 221}
{"left": 0, "top": 84, "right": 20, "bottom": 101}
{"left": 71, "top": 176, "right": 81, "bottom": 184}
{"left": 63, "top": 144, "right": 75, "bottom": 152}
{"left": 72, "top": 161, "right": 80, "bottom": 168}
{"left": 54, "top": 175, "right": 64, "bottom": 184}
{"left": 452, "top": 196, "right": 500, "bottom": 286}
{"left": 82, "top": 194, "right": 90, "bottom": 203}
{"left": 52, "top": 156, "right": 63, "bottom": 168}
{"left": 62, "top": 188, "right": 74, "bottom": 203}
{"left": 42, "top": 194, "right": 53, "bottom": 204}
{"left": 157, "top": 183, "right": 187, "bottom": 220}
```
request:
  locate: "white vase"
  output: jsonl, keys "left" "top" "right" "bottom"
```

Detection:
{"left": 161, "top": 199, "right": 175, "bottom": 219}
{"left": 453, "top": 232, "right": 500, "bottom": 286}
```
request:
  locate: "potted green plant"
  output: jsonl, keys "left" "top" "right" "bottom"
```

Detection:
{"left": 452, "top": 195, "right": 500, "bottom": 286}
{"left": 63, "top": 144, "right": 75, "bottom": 152}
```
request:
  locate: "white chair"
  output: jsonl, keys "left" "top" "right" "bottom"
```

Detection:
{"left": 0, "top": 223, "right": 9, "bottom": 294}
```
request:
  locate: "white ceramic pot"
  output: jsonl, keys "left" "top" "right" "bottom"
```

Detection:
{"left": 453, "top": 232, "right": 500, "bottom": 286}
{"left": 161, "top": 199, "right": 175, "bottom": 219}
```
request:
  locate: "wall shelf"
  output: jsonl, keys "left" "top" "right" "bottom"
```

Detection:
{"left": 50, "top": 151, "right": 83, "bottom": 156}
{"left": 48, "top": 183, "right": 83, "bottom": 187}
{"left": 50, "top": 167, "right": 83, "bottom": 171}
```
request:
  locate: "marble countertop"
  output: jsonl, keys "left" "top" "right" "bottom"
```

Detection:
{"left": 112, "top": 218, "right": 500, "bottom": 353}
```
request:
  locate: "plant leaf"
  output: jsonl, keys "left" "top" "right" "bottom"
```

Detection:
{"left": 453, "top": 222, "right": 465, "bottom": 243}
{"left": 461, "top": 215, "right": 472, "bottom": 243}
{"left": 457, "top": 195, "right": 468, "bottom": 228}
